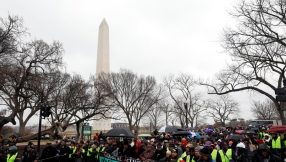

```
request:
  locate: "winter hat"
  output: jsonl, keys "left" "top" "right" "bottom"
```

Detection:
{"left": 172, "top": 147, "right": 178, "bottom": 153}
{"left": 195, "top": 146, "right": 203, "bottom": 150}
{"left": 9, "top": 146, "right": 17, "bottom": 151}
{"left": 236, "top": 142, "right": 245, "bottom": 148}
{"left": 199, "top": 147, "right": 211, "bottom": 156}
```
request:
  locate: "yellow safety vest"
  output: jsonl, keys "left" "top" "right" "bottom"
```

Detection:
{"left": 180, "top": 152, "right": 187, "bottom": 158}
{"left": 7, "top": 153, "right": 18, "bottom": 162}
{"left": 191, "top": 157, "right": 195, "bottom": 162}
{"left": 259, "top": 132, "right": 264, "bottom": 138}
{"left": 96, "top": 147, "right": 105, "bottom": 159}
{"left": 211, "top": 150, "right": 218, "bottom": 160}
{"left": 69, "top": 146, "right": 77, "bottom": 158}
{"left": 272, "top": 137, "right": 281, "bottom": 149}
{"left": 219, "top": 149, "right": 232, "bottom": 162}
{"left": 86, "top": 148, "right": 93, "bottom": 157}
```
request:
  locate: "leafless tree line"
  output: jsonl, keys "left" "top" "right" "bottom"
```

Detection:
{"left": 2, "top": 2, "right": 285, "bottom": 141}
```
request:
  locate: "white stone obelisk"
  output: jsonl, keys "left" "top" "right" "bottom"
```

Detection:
{"left": 93, "top": 19, "right": 111, "bottom": 131}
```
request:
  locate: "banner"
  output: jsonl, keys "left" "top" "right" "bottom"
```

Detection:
{"left": 99, "top": 156, "right": 142, "bottom": 162}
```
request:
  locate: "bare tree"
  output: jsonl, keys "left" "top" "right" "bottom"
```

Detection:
{"left": 200, "top": 0, "right": 286, "bottom": 124}
{"left": 98, "top": 69, "right": 165, "bottom": 130}
{"left": 164, "top": 73, "right": 206, "bottom": 127}
{"left": 206, "top": 95, "right": 240, "bottom": 127}
{"left": 142, "top": 103, "right": 165, "bottom": 130}
{"left": 251, "top": 99, "right": 280, "bottom": 120}
{"left": 160, "top": 100, "right": 174, "bottom": 126}
{"left": 0, "top": 39, "right": 63, "bottom": 133}
{"left": 0, "top": 15, "right": 26, "bottom": 58}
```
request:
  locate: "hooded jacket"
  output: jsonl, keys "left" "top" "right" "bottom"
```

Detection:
{"left": 254, "top": 144, "right": 282, "bottom": 162}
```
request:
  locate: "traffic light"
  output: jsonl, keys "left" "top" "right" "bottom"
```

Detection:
{"left": 275, "top": 79, "right": 286, "bottom": 102}
{"left": 41, "top": 106, "right": 52, "bottom": 118}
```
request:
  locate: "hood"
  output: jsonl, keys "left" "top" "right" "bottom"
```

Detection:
{"left": 258, "top": 144, "right": 271, "bottom": 154}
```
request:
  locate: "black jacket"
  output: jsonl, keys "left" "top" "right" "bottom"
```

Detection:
{"left": 0, "top": 155, "right": 6, "bottom": 162}
{"left": 254, "top": 144, "right": 282, "bottom": 162}
{"left": 41, "top": 146, "right": 58, "bottom": 162}
{"left": 153, "top": 149, "right": 166, "bottom": 161}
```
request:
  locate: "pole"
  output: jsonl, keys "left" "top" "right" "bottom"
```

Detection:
{"left": 37, "top": 92, "right": 43, "bottom": 154}
{"left": 184, "top": 103, "right": 188, "bottom": 128}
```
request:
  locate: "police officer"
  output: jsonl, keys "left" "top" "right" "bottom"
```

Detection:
{"left": 6, "top": 146, "right": 21, "bottom": 162}
{"left": 268, "top": 132, "right": 284, "bottom": 156}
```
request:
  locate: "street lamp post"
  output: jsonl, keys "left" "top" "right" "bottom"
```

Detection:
{"left": 37, "top": 92, "right": 44, "bottom": 154}
{"left": 184, "top": 102, "right": 188, "bottom": 128}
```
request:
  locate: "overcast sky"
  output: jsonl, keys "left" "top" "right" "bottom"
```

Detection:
{"left": 1, "top": 0, "right": 268, "bottom": 125}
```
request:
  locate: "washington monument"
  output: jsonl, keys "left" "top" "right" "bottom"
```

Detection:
{"left": 93, "top": 19, "right": 111, "bottom": 131}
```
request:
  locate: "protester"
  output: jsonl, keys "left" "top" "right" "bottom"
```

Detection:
{"left": 254, "top": 144, "right": 282, "bottom": 162}
{"left": 139, "top": 144, "right": 155, "bottom": 161}
{"left": 22, "top": 145, "right": 39, "bottom": 162}
{"left": 197, "top": 147, "right": 215, "bottom": 162}
{"left": 204, "top": 141, "right": 220, "bottom": 162}
{"left": 169, "top": 148, "right": 179, "bottom": 162}
{"left": 236, "top": 142, "right": 256, "bottom": 162}
{"left": 153, "top": 144, "right": 165, "bottom": 161}
{"left": 41, "top": 142, "right": 58, "bottom": 162}
{"left": 159, "top": 150, "right": 172, "bottom": 162}
{"left": 134, "top": 140, "right": 145, "bottom": 159}
{"left": 58, "top": 140, "right": 71, "bottom": 162}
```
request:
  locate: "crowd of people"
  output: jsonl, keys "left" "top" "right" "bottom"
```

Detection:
{"left": 0, "top": 125, "right": 286, "bottom": 162}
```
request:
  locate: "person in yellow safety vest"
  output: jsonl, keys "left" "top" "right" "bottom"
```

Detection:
{"left": 216, "top": 141, "right": 236, "bottom": 162}
{"left": 177, "top": 144, "right": 194, "bottom": 162}
{"left": 268, "top": 132, "right": 285, "bottom": 156}
{"left": 203, "top": 141, "right": 220, "bottom": 162}
{"left": 86, "top": 144, "right": 97, "bottom": 162}
{"left": 75, "top": 141, "right": 86, "bottom": 160}
{"left": 283, "top": 133, "right": 286, "bottom": 146}
{"left": 68, "top": 142, "right": 77, "bottom": 159}
{"left": 197, "top": 147, "right": 216, "bottom": 162}
{"left": 259, "top": 131, "right": 265, "bottom": 139}
{"left": 6, "top": 146, "right": 21, "bottom": 162}
{"left": 96, "top": 141, "right": 105, "bottom": 159}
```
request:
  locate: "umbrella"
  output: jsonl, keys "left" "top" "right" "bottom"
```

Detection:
{"left": 267, "top": 125, "right": 286, "bottom": 133}
{"left": 241, "top": 130, "right": 256, "bottom": 134}
{"left": 103, "top": 128, "right": 135, "bottom": 138}
{"left": 172, "top": 131, "right": 191, "bottom": 136}
{"left": 158, "top": 126, "right": 177, "bottom": 132}
{"left": 138, "top": 134, "right": 152, "bottom": 137}
{"left": 184, "top": 127, "right": 194, "bottom": 131}
{"left": 204, "top": 129, "right": 213, "bottom": 133}
{"left": 228, "top": 134, "right": 244, "bottom": 140}
{"left": 235, "top": 130, "right": 244, "bottom": 134}
{"left": 199, "top": 135, "right": 209, "bottom": 139}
